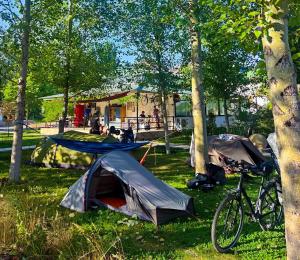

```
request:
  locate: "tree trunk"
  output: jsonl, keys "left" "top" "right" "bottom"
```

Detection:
{"left": 60, "top": 83, "right": 69, "bottom": 133}
{"left": 189, "top": 0, "right": 208, "bottom": 174}
{"left": 160, "top": 88, "right": 171, "bottom": 155}
{"left": 224, "top": 98, "right": 230, "bottom": 132}
{"left": 262, "top": 1, "right": 300, "bottom": 258}
{"left": 155, "top": 47, "right": 171, "bottom": 155}
{"left": 9, "top": 0, "right": 31, "bottom": 182}
{"left": 60, "top": 0, "right": 73, "bottom": 133}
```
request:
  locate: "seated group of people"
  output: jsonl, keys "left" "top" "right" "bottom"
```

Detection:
{"left": 139, "top": 107, "right": 160, "bottom": 130}
{"left": 89, "top": 113, "right": 108, "bottom": 135}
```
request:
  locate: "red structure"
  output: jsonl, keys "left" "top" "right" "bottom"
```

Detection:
{"left": 74, "top": 104, "right": 84, "bottom": 127}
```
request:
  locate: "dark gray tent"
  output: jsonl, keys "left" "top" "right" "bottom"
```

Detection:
{"left": 190, "top": 134, "right": 266, "bottom": 168}
{"left": 208, "top": 135, "right": 266, "bottom": 167}
{"left": 61, "top": 151, "right": 194, "bottom": 225}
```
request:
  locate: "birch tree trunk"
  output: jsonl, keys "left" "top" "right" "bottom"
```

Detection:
{"left": 262, "top": 1, "right": 300, "bottom": 258}
{"left": 160, "top": 88, "right": 171, "bottom": 154}
{"left": 9, "top": 0, "right": 31, "bottom": 182}
{"left": 189, "top": 0, "right": 209, "bottom": 174}
{"left": 156, "top": 48, "right": 171, "bottom": 155}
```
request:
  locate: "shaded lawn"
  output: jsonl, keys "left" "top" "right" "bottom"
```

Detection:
{"left": 0, "top": 147, "right": 285, "bottom": 259}
{"left": 0, "top": 130, "right": 43, "bottom": 148}
{"left": 169, "top": 132, "right": 192, "bottom": 145}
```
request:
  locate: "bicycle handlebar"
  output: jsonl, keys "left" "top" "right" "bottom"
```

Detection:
{"left": 225, "top": 159, "right": 266, "bottom": 177}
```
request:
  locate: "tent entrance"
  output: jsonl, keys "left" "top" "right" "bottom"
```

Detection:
{"left": 88, "top": 169, "right": 127, "bottom": 209}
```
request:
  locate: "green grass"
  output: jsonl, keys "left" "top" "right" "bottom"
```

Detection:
{"left": 0, "top": 130, "right": 43, "bottom": 148}
{"left": 156, "top": 130, "right": 192, "bottom": 145}
{"left": 0, "top": 147, "right": 286, "bottom": 259}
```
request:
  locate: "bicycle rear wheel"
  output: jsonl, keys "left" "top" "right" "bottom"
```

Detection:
{"left": 211, "top": 192, "right": 244, "bottom": 253}
{"left": 258, "top": 178, "right": 283, "bottom": 231}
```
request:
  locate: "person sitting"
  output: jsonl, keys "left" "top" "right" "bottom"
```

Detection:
{"left": 140, "top": 111, "right": 146, "bottom": 119}
{"left": 109, "top": 126, "right": 120, "bottom": 135}
{"left": 139, "top": 111, "right": 146, "bottom": 128}
{"left": 144, "top": 115, "right": 151, "bottom": 130}
{"left": 90, "top": 113, "right": 100, "bottom": 134}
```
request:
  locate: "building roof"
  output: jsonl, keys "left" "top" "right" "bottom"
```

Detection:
{"left": 40, "top": 94, "right": 64, "bottom": 100}
{"left": 77, "top": 91, "right": 131, "bottom": 103}
{"left": 40, "top": 85, "right": 156, "bottom": 102}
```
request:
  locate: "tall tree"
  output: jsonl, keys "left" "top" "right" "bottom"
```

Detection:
{"left": 30, "top": 0, "right": 118, "bottom": 132}
{"left": 61, "top": 0, "right": 74, "bottom": 133}
{"left": 210, "top": 0, "right": 300, "bottom": 257}
{"left": 262, "top": 1, "right": 300, "bottom": 258}
{"left": 7, "top": 0, "right": 31, "bottom": 182}
{"left": 118, "top": 0, "right": 187, "bottom": 154}
{"left": 204, "top": 41, "right": 250, "bottom": 132}
{"left": 187, "top": 0, "right": 209, "bottom": 174}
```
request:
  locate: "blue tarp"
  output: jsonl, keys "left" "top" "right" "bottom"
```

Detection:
{"left": 50, "top": 137, "right": 149, "bottom": 154}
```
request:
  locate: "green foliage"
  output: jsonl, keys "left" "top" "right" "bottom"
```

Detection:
{"left": 116, "top": 0, "right": 188, "bottom": 93}
{"left": 207, "top": 0, "right": 299, "bottom": 82}
{"left": 114, "top": 94, "right": 137, "bottom": 105}
{"left": 42, "top": 100, "right": 74, "bottom": 122}
{"left": 234, "top": 107, "right": 274, "bottom": 136}
{"left": 42, "top": 101, "right": 62, "bottom": 122}
{"left": 207, "top": 113, "right": 218, "bottom": 135}
{"left": 252, "top": 107, "right": 274, "bottom": 136}
{"left": 0, "top": 0, "right": 119, "bottom": 118}
{"left": 204, "top": 40, "right": 251, "bottom": 101}
{"left": 2, "top": 76, "right": 46, "bottom": 120}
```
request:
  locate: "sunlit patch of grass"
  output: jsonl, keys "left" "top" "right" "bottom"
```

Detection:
{"left": 0, "top": 130, "right": 43, "bottom": 148}
{"left": 0, "top": 199, "right": 17, "bottom": 256}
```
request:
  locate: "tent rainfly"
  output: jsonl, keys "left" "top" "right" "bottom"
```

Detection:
{"left": 31, "top": 130, "right": 148, "bottom": 169}
{"left": 60, "top": 151, "right": 194, "bottom": 225}
{"left": 190, "top": 134, "right": 266, "bottom": 168}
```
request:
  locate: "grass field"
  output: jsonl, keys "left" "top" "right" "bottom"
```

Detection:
{"left": 0, "top": 145, "right": 286, "bottom": 259}
{"left": 0, "top": 130, "right": 43, "bottom": 148}
{"left": 168, "top": 130, "right": 192, "bottom": 145}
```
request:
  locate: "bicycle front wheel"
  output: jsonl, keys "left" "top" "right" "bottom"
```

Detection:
{"left": 258, "top": 178, "right": 283, "bottom": 231}
{"left": 211, "top": 192, "right": 244, "bottom": 253}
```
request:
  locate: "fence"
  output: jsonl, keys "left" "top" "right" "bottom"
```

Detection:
{"left": 98, "top": 116, "right": 194, "bottom": 132}
{"left": 33, "top": 116, "right": 194, "bottom": 132}
{"left": 0, "top": 116, "right": 194, "bottom": 134}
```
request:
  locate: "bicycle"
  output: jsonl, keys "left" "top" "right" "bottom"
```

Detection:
{"left": 257, "top": 147, "right": 283, "bottom": 231}
{"left": 211, "top": 159, "right": 283, "bottom": 253}
{"left": 140, "top": 94, "right": 161, "bottom": 106}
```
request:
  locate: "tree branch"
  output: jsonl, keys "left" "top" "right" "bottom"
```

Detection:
{"left": 18, "top": 0, "right": 24, "bottom": 9}
{"left": 0, "top": 72, "right": 18, "bottom": 85}
{"left": 0, "top": 1, "right": 22, "bottom": 22}
{"left": 172, "top": 0, "right": 189, "bottom": 16}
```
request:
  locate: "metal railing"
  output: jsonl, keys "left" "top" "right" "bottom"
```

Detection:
{"left": 102, "top": 116, "right": 194, "bottom": 131}
{"left": 29, "top": 116, "right": 194, "bottom": 132}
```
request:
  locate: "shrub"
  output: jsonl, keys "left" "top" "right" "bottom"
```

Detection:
{"left": 42, "top": 100, "right": 74, "bottom": 122}
{"left": 233, "top": 107, "right": 274, "bottom": 137}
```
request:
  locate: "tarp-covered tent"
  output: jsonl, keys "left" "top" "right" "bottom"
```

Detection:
{"left": 61, "top": 151, "right": 194, "bottom": 225}
{"left": 190, "top": 134, "right": 266, "bottom": 168}
{"left": 31, "top": 131, "right": 118, "bottom": 169}
{"left": 267, "top": 133, "right": 279, "bottom": 158}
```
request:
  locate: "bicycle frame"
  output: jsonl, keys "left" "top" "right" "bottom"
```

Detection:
{"left": 236, "top": 171, "right": 268, "bottom": 220}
